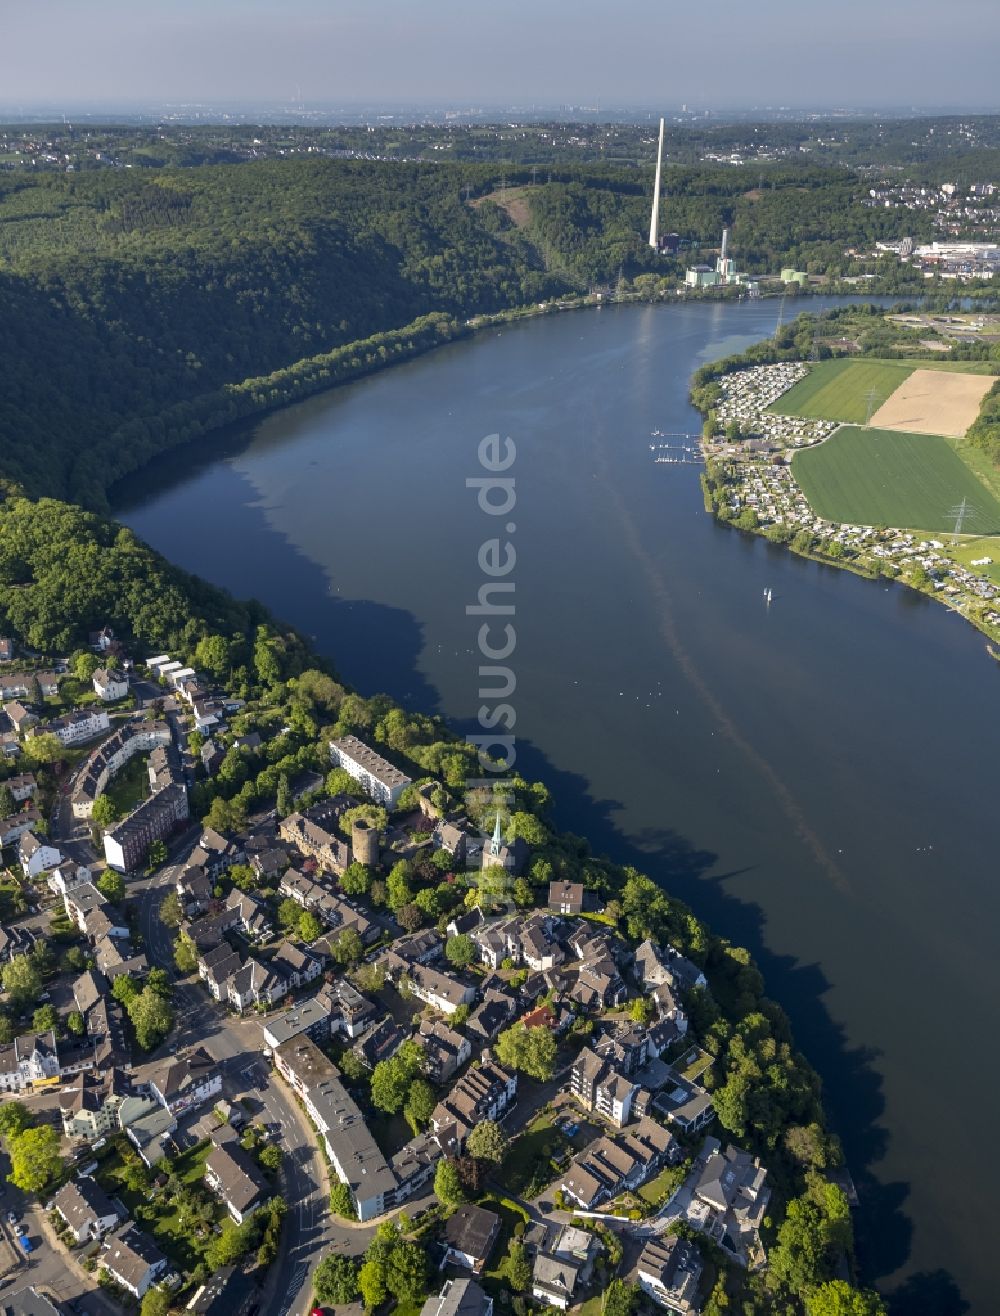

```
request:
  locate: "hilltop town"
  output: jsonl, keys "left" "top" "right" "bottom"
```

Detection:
{"left": 0, "top": 617, "right": 858, "bottom": 1316}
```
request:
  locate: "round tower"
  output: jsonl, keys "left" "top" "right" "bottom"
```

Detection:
{"left": 352, "top": 817, "right": 379, "bottom": 868}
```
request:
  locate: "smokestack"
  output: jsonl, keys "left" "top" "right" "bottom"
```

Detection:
{"left": 648, "top": 117, "right": 665, "bottom": 250}
{"left": 720, "top": 227, "right": 729, "bottom": 265}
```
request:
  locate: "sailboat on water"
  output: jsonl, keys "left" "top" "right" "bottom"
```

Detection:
{"left": 764, "top": 587, "right": 773, "bottom": 605}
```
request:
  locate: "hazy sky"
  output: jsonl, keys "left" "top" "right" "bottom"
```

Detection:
{"left": 4, "top": 0, "right": 999, "bottom": 111}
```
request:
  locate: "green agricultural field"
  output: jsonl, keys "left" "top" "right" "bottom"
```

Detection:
{"left": 769, "top": 360, "right": 917, "bottom": 424}
{"left": 792, "top": 427, "right": 1000, "bottom": 533}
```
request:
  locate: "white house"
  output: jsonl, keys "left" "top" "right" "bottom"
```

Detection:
{"left": 329, "top": 734, "right": 411, "bottom": 807}
{"left": 99, "top": 1226, "right": 168, "bottom": 1299}
{"left": 148, "top": 1048, "right": 221, "bottom": 1116}
{"left": 18, "top": 831, "right": 61, "bottom": 877}
{"left": 93, "top": 668, "right": 129, "bottom": 702}
{"left": 49, "top": 707, "right": 110, "bottom": 748}
{"left": 52, "top": 1178, "right": 121, "bottom": 1244}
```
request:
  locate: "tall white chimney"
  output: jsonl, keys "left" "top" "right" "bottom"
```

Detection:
{"left": 648, "top": 117, "right": 665, "bottom": 250}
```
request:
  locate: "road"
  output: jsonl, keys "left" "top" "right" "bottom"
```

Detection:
{"left": 43, "top": 703, "right": 349, "bottom": 1316}
{"left": 135, "top": 840, "right": 349, "bottom": 1316}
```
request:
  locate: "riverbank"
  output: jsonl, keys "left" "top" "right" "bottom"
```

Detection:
{"left": 693, "top": 343, "right": 1000, "bottom": 648}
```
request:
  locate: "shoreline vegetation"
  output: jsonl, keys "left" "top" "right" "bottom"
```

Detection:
{"left": 691, "top": 309, "right": 1000, "bottom": 649}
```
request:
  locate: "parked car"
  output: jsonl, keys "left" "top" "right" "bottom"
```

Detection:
{"left": 5, "top": 1211, "right": 16, "bottom": 1224}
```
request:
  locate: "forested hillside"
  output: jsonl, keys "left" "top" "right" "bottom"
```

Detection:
{"left": 0, "top": 158, "right": 921, "bottom": 506}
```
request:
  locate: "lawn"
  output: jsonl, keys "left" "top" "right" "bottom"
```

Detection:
{"left": 502, "top": 1112, "right": 564, "bottom": 1196}
{"left": 769, "top": 359, "right": 917, "bottom": 424}
{"left": 792, "top": 427, "right": 1000, "bottom": 534}
{"left": 104, "top": 750, "right": 150, "bottom": 818}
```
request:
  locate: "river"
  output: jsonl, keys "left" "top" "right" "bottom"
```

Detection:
{"left": 116, "top": 298, "right": 999, "bottom": 1313}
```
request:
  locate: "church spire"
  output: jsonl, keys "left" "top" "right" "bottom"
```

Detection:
{"left": 489, "top": 810, "right": 503, "bottom": 857}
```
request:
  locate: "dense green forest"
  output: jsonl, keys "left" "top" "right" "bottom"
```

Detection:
{"left": 0, "top": 157, "right": 931, "bottom": 508}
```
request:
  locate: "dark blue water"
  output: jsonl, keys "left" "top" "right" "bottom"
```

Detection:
{"left": 117, "top": 300, "right": 999, "bottom": 1313}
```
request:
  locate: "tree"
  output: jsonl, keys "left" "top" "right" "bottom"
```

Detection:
{"left": 140, "top": 1287, "right": 172, "bottom": 1316}
{"left": 358, "top": 1257, "right": 388, "bottom": 1309}
{"left": 159, "top": 890, "right": 183, "bottom": 928}
{"left": 0, "top": 1102, "right": 31, "bottom": 1141}
{"left": 386, "top": 861, "right": 413, "bottom": 913}
{"left": 203, "top": 795, "right": 246, "bottom": 834}
{"left": 340, "top": 862, "right": 371, "bottom": 897}
{"left": 147, "top": 967, "right": 173, "bottom": 999}
{"left": 502, "top": 1239, "right": 531, "bottom": 1293}
{"left": 397, "top": 902, "right": 424, "bottom": 933}
{"left": 66, "top": 1009, "right": 85, "bottom": 1037}
{"left": 314, "top": 1254, "right": 360, "bottom": 1306}
{"left": 91, "top": 795, "right": 117, "bottom": 828}
{"left": 7, "top": 1125, "right": 62, "bottom": 1194}
{"left": 331, "top": 927, "right": 364, "bottom": 967}
{"left": 24, "top": 733, "right": 63, "bottom": 766}
{"left": 330, "top": 1181, "right": 356, "bottom": 1220}
{"left": 371, "top": 1049, "right": 420, "bottom": 1115}
{"left": 603, "top": 1280, "right": 639, "bottom": 1316}
{"left": 111, "top": 974, "right": 138, "bottom": 1006}
{"left": 174, "top": 931, "right": 198, "bottom": 975}
{"left": 434, "top": 1157, "right": 466, "bottom": 1206}
{"left": 466, "top": 1119, "right": 507, "bottom": 1165}
{"left": 385, "top": 1239, "right": 428, "bottom": 1302}
{"left": 205, "top": 1218, "right": 255, "bottom": 1270}
{"left": 276, "top": 773, "right": 292, "bottom": 819}
{"left": 403, "top": 1079, "right": 436, "bottom": 1134}
{"left": 258, "top": 1142, "right": 282, "bottom": 1174}
{"left": 32, "top": 1004, "right": 58, "bottom": 1033}
{"left": 494, "top": 1023, "right": 557, "bottom": 1081}
{"left": 353, "top": 961, "right": 385, "bottom": 994}
{"left": 2, "top": 954, "right": 41, "bottom": 1009}
{"left": 298, "top": 909, "right": 323, "bottom": 943}
{"left": 147, "top": 839, "right": 168, "bottom": 869}
{"left": 194, "top": 634, "right": 232, "bottom": 679}
{"left": 97, "top": 869, "right": 125, "bottom": 904}
{"left": 128, "top": 984, "right": 174, "bottom": 1051}
{"left": 630, "top": 996, "right": 653, "bottom": 1024}
{"left": 278, "top": 897, "right": 303, "bottom": 930}
{"left": 805, "top": 1282, "right": 888, "bottom": 1316}
{"left": 0, "top": 785, "right": 16, "bottom": 819}
{"left": 229, "top": 862, "right": 258, "bottom": 892}
{"left": 445, "top": 933, "right": 475, "bottom": 968}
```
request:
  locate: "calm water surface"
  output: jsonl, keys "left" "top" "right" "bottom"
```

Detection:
{"left": 117, "top": 301, "right": 1000, "bottom": 1313}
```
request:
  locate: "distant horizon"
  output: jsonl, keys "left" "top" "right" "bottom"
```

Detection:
{"left": 6, "top": 1, "right": 1000, "bottom": 111}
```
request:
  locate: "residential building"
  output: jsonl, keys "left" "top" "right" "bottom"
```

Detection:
{"left": 225, "top": 888, "right": 274, "bottom": 942}
{"left": 0, "top": 924, "right": 35, "bottom": 964}
{"left": 48, "top": 706, "right": 110, "bottom": 747}
{"left": 3, "top": 1288, "right": 62, "bottom": 1316}
{"left": 685, "top": 1137, "right": 770, "bottom": 1264}
{"left": 104, "top": 782, "right": 189, "bottom": 872}
{"left": 99, "top": 1225, "right": 168, "bottom": 1299}
{"left": 6, "top": 773, "right": 37, "bottom": 802}
{"left": 380, "top": 951, "right": 476, "bottom": 1016}
{"left": 637, "top": 1235, "right": 703, "bottom": 1312}
{"left": 0, "top": 804, "right": 41, "bottom": 845}
{"left": 570, "top": 1045, "right": 639, "bottom": 1128}
{"left": 560, "top": 1118, "right": 678, "bottom": 1210}
{"left": 60, "top": 1069, "right": 129, "bottom": 1142}
{"left": 431, "top": 1052, "right": 517, "bottom": 1154}
{"left": 273, "top": 1035, "right": 397, "bottom": 1221}
{"left": 531, "top": 1227, "right": 600, "bottom": 1311}
{"left": 148, "top": 1047, "right": 221, "bottom": 1116}
{"left": 352, "top": 1015, "right": 411, "bottom": 1071}
{"left": 465, "top": 980, "right": 518, "bottom": 1044}
{"left": 18, "top": 831, "right": 61, "bottom": 877}
{"left": 227, "top": 958, "right": 286, "bottom": 1013}
{"left": 51, "top": 1178, "right": 121, "bottom": 1243}
{"left": 419, "top": 1278, "right": 493, "bottom": 1316}
{"left": 93, "top": 668, "right": 129, "bottom": 701}
{"left": 71, "top": 721, "right": 171, "bottom": 819}
{"left": 418, "top": 1018, "right": 471, "bottom": 1084}
{"left": 270, "top": 940, "right": 322, "bottom": 991}
{"left": 329, "top": 734, "right": 412, "bottom": 807}
{"left": 262, "top": 992, "right": 335, "bottom": 1051}
{"left": 0, "top": 1031, "right": 61, "bottom": 1093}
{"left": 548, "top": 881, "right": 584, "bottom": 915}
{"left": 47, "top": 858, "right": 92, "bottom": 898}
{"left": 651, "top": 1068, "right": 714, "bottom": 1135}
{"left": 204, "top": 1138, "right": 271, "bottom": 1224}
{"left": 443, "top": 1204, "right": 500, "bottom": 1274}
